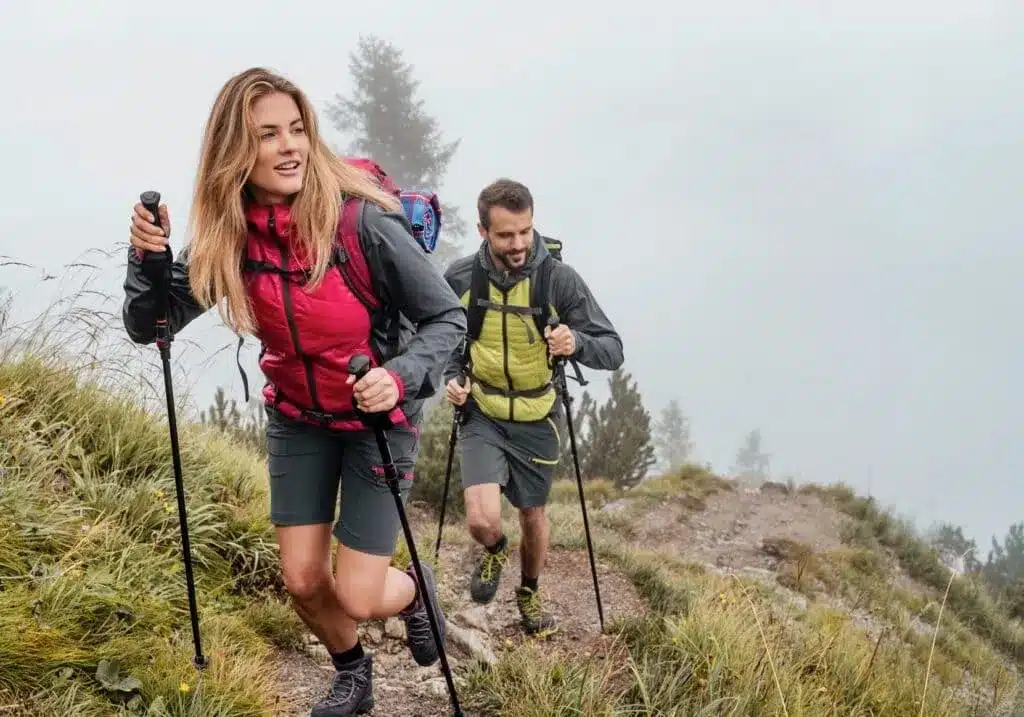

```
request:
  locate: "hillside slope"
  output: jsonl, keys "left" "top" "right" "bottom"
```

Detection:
{"left": 1, "top": 351, "right": 1022, "bottom": 716}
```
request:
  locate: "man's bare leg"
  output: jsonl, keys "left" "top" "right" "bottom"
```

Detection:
{"left": 518, "top": 506, "right": 549, "bottom": 582}
{"left": 464, "top": 483, "right": 511, "bottom": 603}
{"left": 515, "top": 506, "right": 557, "bottom": 635}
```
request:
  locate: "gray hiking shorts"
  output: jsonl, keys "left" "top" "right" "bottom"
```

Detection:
{"left": 264, "top": 406, "right": 419, "bottom": 556}
{"left": 459, "top": 407, "right": 561, "bottom": 509}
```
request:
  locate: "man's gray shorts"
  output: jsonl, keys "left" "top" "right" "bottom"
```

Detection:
{"left": 458, "top": 407, "right": 561, "bottom": 509}
{"left": 264, "top": 406, "right": 419, "bottom": 557}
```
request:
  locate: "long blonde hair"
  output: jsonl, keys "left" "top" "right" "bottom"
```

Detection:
{"left": 185, "top": 67, "right": 401, "bottom": 335}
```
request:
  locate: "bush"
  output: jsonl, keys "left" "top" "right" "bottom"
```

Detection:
{"left": 410, "top": 400, "right": 464, "bottom": 517}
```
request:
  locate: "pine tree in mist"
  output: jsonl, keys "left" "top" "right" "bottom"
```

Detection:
{"left": 927, "top": 521, "right": 981, "bottom": 574}
{"left": 654, "top": 398, "right": 693, "bottom": 473}
{"left": 324, "top": 35, "right": 466, "bottom": 265}
{"left": 983, "top": 522, "right": 1024, "bottom": 619}
{"left": 732, "top": 428, "right": 771, "bottom": 488}
{"left": 578, "top": 368, "right": 656, "bottom": 489}
{"left": 200, "top": 386, "right": 267, "bottom": 455}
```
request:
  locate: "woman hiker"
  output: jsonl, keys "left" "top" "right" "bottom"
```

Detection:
{"left": 123, "top": 66, "right": 467, "bottom": 717}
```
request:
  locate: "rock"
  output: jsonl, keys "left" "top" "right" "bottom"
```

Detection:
{"left": 738, "top": 567, "right": 775, "bottom": 582}
{"left": 364, "top": 625, "right": 384, "bottom": 644}
{"left": 454, "top": 605, "right": 489, "bottom": 632}
{"left": 425, "top": 677, "right": 449, "bottom": 698}
{"left": 413, "top": 666, "right": 436, "bottom": 682}
{"left": 384, "top": 617, "right": 406, "bottom": 640}
{"left": 446, "top": 623, "right": 497, "bottom": 666}
{"left": 308, "top": 644, "right": 331, "bottom": 663}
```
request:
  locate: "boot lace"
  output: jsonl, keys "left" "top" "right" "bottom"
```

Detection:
{"left": 479, "top": 550, "right": 509, "bottom": 583}
{"left": 518, "top": 588, "right": 546, "bottom": 621}
{"left": 322, "top": 665, "right": 369, "bottom": 706}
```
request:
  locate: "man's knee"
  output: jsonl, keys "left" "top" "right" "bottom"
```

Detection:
{"left": 466, "top": 505, "right": 501, "bottom": 539}
{"left": 519, "top": 505, "right": 547, "bottom": 530}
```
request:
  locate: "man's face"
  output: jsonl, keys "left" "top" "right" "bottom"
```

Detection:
{"left": 479, "top": 206, "right": 534, "bottom": 271}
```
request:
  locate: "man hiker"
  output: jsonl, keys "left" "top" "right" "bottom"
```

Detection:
{"left": 442, "top": 178, "right": 624, "bottom": 635}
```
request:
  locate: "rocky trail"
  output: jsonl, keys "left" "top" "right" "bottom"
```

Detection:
{"left": 270, "top": 537, "right": 644, "bottom": 716}
{"left": 267, "top": 482, "right": 946, "bottom": 716}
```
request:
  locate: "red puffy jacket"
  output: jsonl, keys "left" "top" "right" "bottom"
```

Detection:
{"left": 123, "top": 195, "right": 466, "bottom": 434}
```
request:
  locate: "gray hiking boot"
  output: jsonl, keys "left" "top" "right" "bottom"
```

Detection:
{"left": 310, "top": 652, "right": 374, "bottom": 717}
{"left": 516, "top": 586, "right": 558, "bottom": 637}
{"left": 399, "top": 562, "right": 447, "bottom": 666}
{"left": 470, "top": 543, "right": 510, "bottom": 604}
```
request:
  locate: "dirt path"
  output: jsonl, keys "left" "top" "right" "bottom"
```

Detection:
{"left": 270, "top": 544, "right": 643, "bottom": 716}
{"left": 631, "top": 485, "right": 852, "bottom": 571}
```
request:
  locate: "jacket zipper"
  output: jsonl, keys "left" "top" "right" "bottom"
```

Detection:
{"left": 501, "top": 287, "right": 515, "bottom": 421}
{"left": 270, "top": 212, "right": 324, "bottom": 413}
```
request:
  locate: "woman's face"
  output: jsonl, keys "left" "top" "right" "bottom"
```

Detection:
{"left": 247, "top": 91, "right": 310, "bottom": 204}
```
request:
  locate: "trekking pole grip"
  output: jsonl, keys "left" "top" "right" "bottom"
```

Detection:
{"left": 347, "top": 354, "right": 390, "bottom": 432}
{"left": 348, "top": 353, "right": 372, "bottom": 382}
{"left": 139, "top": 191, "right": 173, "bottom": 346}
{"left": 139, "top": 191, "right": 171, "bottom": 279}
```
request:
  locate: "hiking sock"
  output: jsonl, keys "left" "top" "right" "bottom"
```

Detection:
{"left": 521, "top": 574, "right": 539, "bottom": 592}
{"left": 330, "top": 641, "right": 364, "bottom": 670}
{"left": 486, "top": 534, "right": 508, "bottom": 555}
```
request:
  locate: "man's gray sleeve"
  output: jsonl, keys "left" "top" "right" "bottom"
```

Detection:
{"left": 551, "top": 263, "right": 624, "bottom": 371}
{"left": 441, "top": 258, "right": 473, "bottom": 384}
{"left": 363, "top": 204, "right": 468, "bottom": 401}
{"left": 122, "top": 247, "right": 207, "bottom": 344}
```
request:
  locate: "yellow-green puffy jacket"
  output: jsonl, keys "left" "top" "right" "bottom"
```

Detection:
{"left": 442, "top": 232, "right": 625, "bottom": 423}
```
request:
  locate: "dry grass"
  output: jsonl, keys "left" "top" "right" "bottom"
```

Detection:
{"left": 467, "top": 477, "right": 1024, "bottom": 716}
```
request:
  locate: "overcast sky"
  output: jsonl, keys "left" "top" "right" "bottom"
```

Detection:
{"left": 1, "top": 1, "right": 1021, "bottom": 549}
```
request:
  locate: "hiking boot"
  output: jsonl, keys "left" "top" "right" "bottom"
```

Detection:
{"left": 516, "top": 586, "right": 558, "bottom": 636}
{"left": 470, "top": 542, "right": 510, "bottom": 604}
{"left": 310, "top": 652, "right": 374, "bottom": 717}
{"left": 400, "top": 562, "right": 447, "bottom": 666}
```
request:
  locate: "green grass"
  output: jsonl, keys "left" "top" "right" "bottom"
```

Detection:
{"left": 0, "top": 351, "right": 295, "bottom": 715}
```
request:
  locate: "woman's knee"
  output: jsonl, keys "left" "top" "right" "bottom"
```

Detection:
{"left": 281, "top": 563, "right": 332, "bottom": 603}
{"left": 276, "top": 524, "right": 334, "bottom": 603}
{"left": 333, "top": 544, "right": 392, "bottom": 621}
{"left": 333, "top": 585, "right": 378, "bottom": 622}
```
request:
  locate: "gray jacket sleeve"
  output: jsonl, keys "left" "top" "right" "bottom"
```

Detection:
{"left": 441, "top": 257, "right": 474, "bottom": 384}
{"left": 551, "top": 263, "right": 624, "bottom": 371}
{"left": 122, "top": 247, "right": 207, "bottom": 344}
{"left": 361, "top": 204, "right": 467, "bottom": 401}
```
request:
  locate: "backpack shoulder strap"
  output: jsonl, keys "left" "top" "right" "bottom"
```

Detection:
{"left": 466, "top": 258, "right": 490, "bottom": 342}
{"left": 334, "top": 196, "right": 381, "bottom": 313}
{"left": 530, "top": 253, "right": 556, "bottom": 336}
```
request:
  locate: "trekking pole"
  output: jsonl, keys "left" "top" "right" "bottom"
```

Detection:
{"left": 434, "top": 366, "right": 468, "bottom": 564}
{"left": 547, "top": 317, "right": 605, "bottom": 633}
{"left": 139, "top": 190, "right": 207, "bottom": 671}
{"left": 347, "top": 354, "right": 464, "bottom": 717}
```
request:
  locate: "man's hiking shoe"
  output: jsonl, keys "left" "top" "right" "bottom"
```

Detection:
{"left": 470, "top": 543, "right": 510, "bottom": 604}
{"left": 516, "top": 586, "right": 558, "bottom": 636}
{"left": 311, "top": 652, "right": 374, "bottom": 717}
{"left": 400, "top": 562, "right": 447, "bottom": 666}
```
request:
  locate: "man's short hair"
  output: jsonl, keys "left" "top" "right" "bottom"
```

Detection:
{"left": 477, "top": 179, "right": 534, "bottom": 229}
